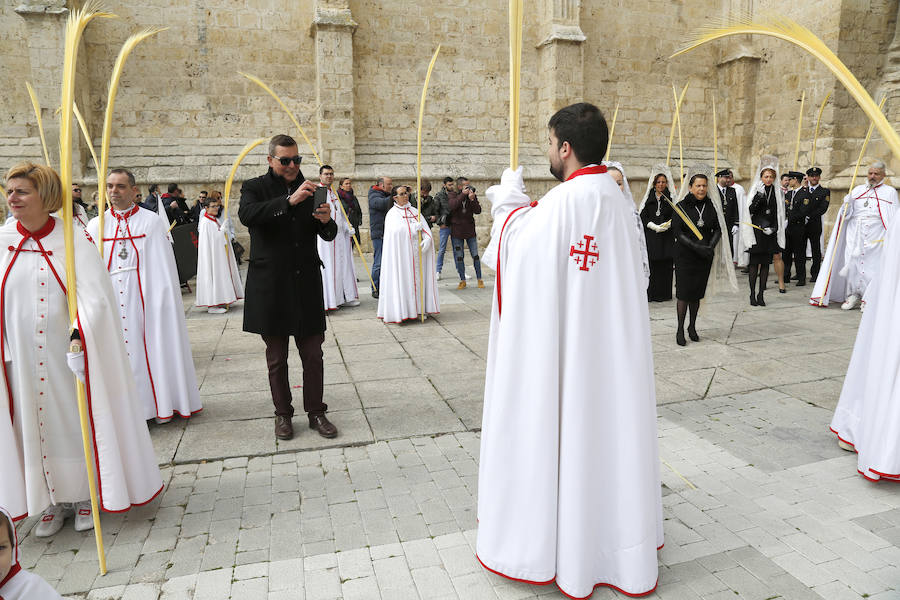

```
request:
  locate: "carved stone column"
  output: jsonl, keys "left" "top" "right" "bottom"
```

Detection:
{"left": 536, "top": 0, "right": 586, "bottom": 116}
{"left": 311, "top": 1, "right": 357, "bottom": 171}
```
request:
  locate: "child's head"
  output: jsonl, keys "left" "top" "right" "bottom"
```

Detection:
{"left": 0, "top": 510, "right": 14, "bottom": 583}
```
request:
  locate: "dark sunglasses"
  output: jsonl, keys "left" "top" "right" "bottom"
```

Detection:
{"left": 72, "top": 188, "right": 81, "bottom": 192}
{"left": 273, "top": 155, "right": 302, "bottom": 166}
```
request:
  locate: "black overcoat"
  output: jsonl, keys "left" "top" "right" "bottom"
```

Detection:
{"left": 238, "top": 167, "right": 338, "bottom": 337}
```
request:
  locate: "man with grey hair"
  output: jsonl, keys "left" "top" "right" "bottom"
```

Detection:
{"left": 810, "top": 160, "right": 898, "bottom": 309}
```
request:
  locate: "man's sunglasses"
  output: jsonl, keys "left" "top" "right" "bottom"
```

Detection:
{"left": 72, "top": 188, "right": 81, "bottom": 192}
{"left": 272, "top": 155, "right": 302, "bottom": 166}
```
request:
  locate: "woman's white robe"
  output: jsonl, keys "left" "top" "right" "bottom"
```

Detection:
{"left": 196, "top": 210, "right": 243, "bottom": 308}
{"left": 0, "top": 218, "right": 162, "bottom": 522}
{"left": 376, "top": 203, "right": 439, "bottom": 323}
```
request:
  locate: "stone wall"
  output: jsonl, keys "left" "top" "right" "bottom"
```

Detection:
{"left": 1, "top": 0, "right": 898, "bottom": 241}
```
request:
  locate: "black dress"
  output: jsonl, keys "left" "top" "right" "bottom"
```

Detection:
{"left": 747, "top": 185, "right": 780, "bottom": 265}
{"left": 672, "top": 194, "right": 722, "bottom": 301}
{"left": 640, "top": 192, "right": 675, "bottom": 301}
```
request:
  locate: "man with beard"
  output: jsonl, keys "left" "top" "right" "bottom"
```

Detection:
{"left": 476, "top": 103, "right": 662, "bottom": 599}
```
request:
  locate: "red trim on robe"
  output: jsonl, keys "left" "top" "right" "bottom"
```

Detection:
{"left": 476, "top": 554, "right": 659, "bottom": 599}
{"left": 565, "top": 164, "right": 608, "bottom": 181}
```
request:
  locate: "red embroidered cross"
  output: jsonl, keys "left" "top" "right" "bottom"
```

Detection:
{"left": 569, "top": 234, "right": 599, "bottom": 271}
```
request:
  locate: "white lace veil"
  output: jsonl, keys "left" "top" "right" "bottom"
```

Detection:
{"left": 638, "top": 164, "right": 678, "bottom": 215}
{"left": 679, "top": 164, "right": 738, "bottom": 295}
{"left": 604, "top": 160, "right": 650, "bottom": 287}
{"left": 602, "top": 160, "right": 633, "bottom": 205}
{"left": 740, "top": 155, "right": 786, "bottom": 251}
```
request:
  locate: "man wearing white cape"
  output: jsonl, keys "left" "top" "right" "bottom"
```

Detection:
{"left": 830, "top": 212, "right": 900, "bottom": 480}
{"left": 376, "top": 186, "right": 439, "bottom": 323}
{"left": 87, "top": 169, "right": 201, "bottom": 423}
{"left": 316, "top": 165, "right": 359, "bottom": 310}
{"left": 196, "top": 192, "right": 244, "bottom": 313}
{"left": 810, "top": 161, "right": 897, "bottom": 309}
{"left": 1, "top": 163, "right": 162, "bottom": 536}
{"left": 477, "top": 103, "right": 662, "bottom": 599}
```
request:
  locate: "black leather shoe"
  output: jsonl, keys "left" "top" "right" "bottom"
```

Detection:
{"left": 757, "top": 292, "right": 766, "bottom": 306}
{"left": 309, "top": 414, "right": 338, "bottom": 438}
{"left": 676, "top": 330, "right": 686, "bottom": 346}
{"left": 778, "top": 288, "right": 786, "bottom": 294}
{"left": 795, "top": 280, "right": 806, "bottom": 287}
{"left": 687, "top": 326, "right": 699, "bottom": 342}
{"left": 750, "top": 292, "right": 758, "bottom": 306}
{"left": 275, "top": 416, "right": 293, "bottom": 440}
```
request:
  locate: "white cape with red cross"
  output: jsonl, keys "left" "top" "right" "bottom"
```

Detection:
{"left": 0, "top": 217, "right": 162, "bottom": 521}
{"left": 477, "top": 166, "right": 663, "bottom": 599}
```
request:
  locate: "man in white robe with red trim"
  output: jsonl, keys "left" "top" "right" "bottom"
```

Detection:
{"left": 810, "top": 161, "right": 897, "bottom": 309}
{"left": 87, "top": 169, "right": 201, "bottom": 423}
{"left": 376, "top": 186, "right": 439, "bottom": 323}
{"left": 316, "top": 165, "right": 359, "bottom": 310}
{"left": 1, "top": 162, "right": 162, "bottom": 537}
{"left": 477, "top": 103, "right": 663, "bottom": 599}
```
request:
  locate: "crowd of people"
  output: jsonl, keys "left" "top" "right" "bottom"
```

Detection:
{"left": 3, "top": 105, "right": 900, "bottom": 599}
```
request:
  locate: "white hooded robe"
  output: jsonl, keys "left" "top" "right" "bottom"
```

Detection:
{"left": 317, "top": 186, "right": 359, "bottom": 309}
{"left": 196, "top": 210, "right": 244, "bottom": 308}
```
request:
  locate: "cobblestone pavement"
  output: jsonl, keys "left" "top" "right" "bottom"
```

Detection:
{"left": 16, "top": 258, "right": 900, "bottom": 599}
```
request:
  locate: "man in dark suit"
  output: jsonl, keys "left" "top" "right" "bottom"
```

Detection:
{"left": 715, "top": 169, "right": 739, "bottom": 256}
{"left": 785, "top": 171, "right": 812, "bottom": 286}
{"left": 239, "top": 134, "right": 339, "bottom": 441}
{"left": 805, "top": 167, "right": 830, "bottom": 281}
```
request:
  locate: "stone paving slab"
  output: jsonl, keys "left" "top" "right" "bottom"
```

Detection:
{"left": 16, "top": 257, "right": 899, "bottom": 599}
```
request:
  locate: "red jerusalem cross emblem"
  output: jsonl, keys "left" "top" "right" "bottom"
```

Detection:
{"left": 569, "top": 234, "right": 599, "bottom": 271}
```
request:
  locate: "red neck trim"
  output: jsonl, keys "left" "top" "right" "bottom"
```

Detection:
{"left": 15, "top": 216, "right": 55, "bottom": 240}
{"left": 566, "top": 164, "right": 607, "bottom": 181}
{"left": 203, "top": 211, "right": 219, "bottom": 222}
{"left": 112, "top": 204, "right": 140, "bottom": 220}
{"left": 0, "top": 563, "right": 21, "bottom": 589}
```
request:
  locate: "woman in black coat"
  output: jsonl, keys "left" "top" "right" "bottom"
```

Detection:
{"left": 746, "top": 167, "right": 780, "bottom": 306}
{"left": 672, "top": 173, "right": 722, "bottom": 346}
{"left": 640, "top": 172, "right": 676, "bottom": 301}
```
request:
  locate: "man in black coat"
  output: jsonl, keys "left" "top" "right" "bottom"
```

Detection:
{"left": 239, "top": 134, "right": 339, "bottom": 441}
{"left": 805, "top": 167, "right": 830, "bottom": 281}
{"left": 715, "top": 169, "right": 739, "bottom": 256}
{"left": 785, "top": 171, "right": 812, "bottom": 286}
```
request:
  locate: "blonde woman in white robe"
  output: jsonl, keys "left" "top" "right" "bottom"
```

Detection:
{"left": 196, "top": 191, "right": 244, "bottom": 314}
{"left": 1, "top": 163, "right": 162, "bottom": 538}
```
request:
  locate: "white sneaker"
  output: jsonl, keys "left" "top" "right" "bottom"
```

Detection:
{"left": 841, "top": 294, "right": 860, "bottom": 310}
{"left": 340, "top": 299, "right": 361, "bottom": 307}
{"left": 155, "top": 416, "right": 173, "bottom": 425}
{"left": 74, "top": 501, "right": 93, "bottom": 532}
{"left": 34, "top": 504, "right": 71, "bottom": 537}
{"left": 436, "top": 271, "right": 442, "bottom": 280}
{"left": 207, "top": 306, "right": 227, "bottom": 314}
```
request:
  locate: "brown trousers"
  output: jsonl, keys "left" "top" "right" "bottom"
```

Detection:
{"left": 261, "top": 333, "right": 327, "bottom": 418}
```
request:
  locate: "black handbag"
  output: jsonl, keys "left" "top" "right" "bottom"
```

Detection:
{"left": 231, "top": 240, "right": 246, "bottom": 264}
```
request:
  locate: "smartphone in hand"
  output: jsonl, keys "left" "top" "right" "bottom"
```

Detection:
{"left": 314, "top": 186, "right": 328, "bottom": 208}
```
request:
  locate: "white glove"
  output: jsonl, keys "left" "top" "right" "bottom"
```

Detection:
{"left": 348, "top": 227, "right": 356, "bottom": 236}
{"left": 762, "top": 227, "right": 774, "bottom": 236}
{"left": 731, "top": 225, "right": 738, "bottom": 235}
{"left": 841, "top": 198, "right": 853, "bottom": 220}
{"left": 647, "top": 222, "right": 661, "bottom": 233}
{"left": 219, "top": 218, "right": 231, "bottom": 232}
{"left": 657, "top": 220, "right": 672, "bottom": 232}
{"left": 67, "top": 351, "right": 85, "bottom": 383}
{"left": 420, "top": 237, "right": 430, "bottom": 250}
{"left": 500, "top": 165, "right": 526, "bottom": 193}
